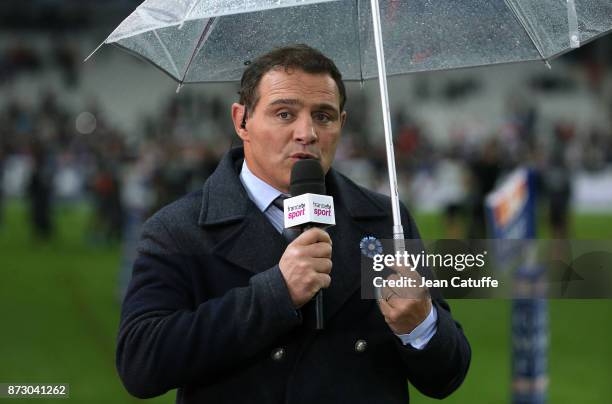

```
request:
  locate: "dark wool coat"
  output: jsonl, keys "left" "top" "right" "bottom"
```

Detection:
{"left": 117, "top": 147, "right": 470, "bottom": 403}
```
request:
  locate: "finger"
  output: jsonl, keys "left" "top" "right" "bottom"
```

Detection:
{"left": 377, "top": 296, "right": 394, "bottom": 317}
{"left": 374, "top": 273, "right": 398, "bottom": 306}
{"left": 389, "top": 265, "right": 427, "bottom": 296}
{"left": 390, "top": 263, "right": 417, "bottom": 277}
{"left": 384, "top": 273, "right": 408, "bottom": 300}
{"left": 390, "top": 284, "right": 429, "bottom": 301}
{"left": 379, "top": 289, "right": 411, "bottom": 314}
{"left": 311, "top": 257, "right": 332, "bottom": 274}
{"left": 384, "top": 273, "right": 421, "bottom": 300}
{"left": 315, "top": 273, "right": 331, "bottom": 290}
{"left": 293, "top": 227, "right": 332, "bottom": 246}
{"left": 302, "top": 241, "right": 333, "bottom": 258}
{"left": 379, "top": 286, "right": 398, "bottom": 308}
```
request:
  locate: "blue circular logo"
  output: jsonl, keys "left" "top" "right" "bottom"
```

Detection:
{"left": 360, "top": 236, "right": 382, "bottom": 258}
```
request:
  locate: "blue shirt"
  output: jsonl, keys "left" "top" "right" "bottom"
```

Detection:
{"left": 239, "top": 160, "right": 437, "bottom": 349}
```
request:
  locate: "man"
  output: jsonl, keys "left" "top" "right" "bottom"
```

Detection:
{"left": 117, "top": 45, "right": 470, "bottom": 403}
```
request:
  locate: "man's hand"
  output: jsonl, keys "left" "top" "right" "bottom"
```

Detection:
{"left": 378, "top": 264, "right": 432, "bottom": 335}
{"left": 279, "top": 227, "right": 332, "bottom": 308}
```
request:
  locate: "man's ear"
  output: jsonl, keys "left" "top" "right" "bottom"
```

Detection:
{"left": 231, "top": 103, "right": 248, "bottom": 141}
{"left": 340, "top": 110, "right": 347, "bottom": 129}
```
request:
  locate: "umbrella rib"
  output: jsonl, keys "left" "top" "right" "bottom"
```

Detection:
{"left": 177, "top": 16, "right": 217, "bottom": 89}
{"left": 354, "top": 0, "right": 364, "bottom": 84}
{"left": 503, "top": 0, "right": 549, "bottom": 66}
{"left": 153, "top": 30, "right": 181, "bottom": 78}
{"left": 83, "top": 39, "right": 106, "bottom": 63}
{"left": 179, "top": 0, "right": 200, "bottom": 29}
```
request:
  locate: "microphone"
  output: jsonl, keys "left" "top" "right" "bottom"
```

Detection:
{"left": 283, "top": 159, "right": 335, "bottom": 330}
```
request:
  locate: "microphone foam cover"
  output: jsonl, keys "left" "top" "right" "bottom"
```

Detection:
{"left": 290, "top": 159, "right": 325, "bottom": 196}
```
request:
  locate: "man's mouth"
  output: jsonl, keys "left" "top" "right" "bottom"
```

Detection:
{"left": 290, "top": 152, "right": 318, "bottom": 160}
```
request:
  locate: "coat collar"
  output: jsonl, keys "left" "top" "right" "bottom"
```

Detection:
{"left": 198, "top": 147, "right": 251, "bottom": 226}
{"left": 198, "top": 146, "right": 388, "bottom": 227}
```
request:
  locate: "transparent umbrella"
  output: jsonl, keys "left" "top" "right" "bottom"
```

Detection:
{"left": 87, "top": 0, "right": 612, "bottom": 242}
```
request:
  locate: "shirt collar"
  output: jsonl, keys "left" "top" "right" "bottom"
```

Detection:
{"left": 239, "top": 159, "right": 286, "bottom": 212}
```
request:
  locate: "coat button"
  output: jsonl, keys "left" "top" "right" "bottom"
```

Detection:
{"left": 354, "top": 339, "right": 367, "bottom": 353}
{"left": 271, "top": 347, "right": 285, "bottom": 361}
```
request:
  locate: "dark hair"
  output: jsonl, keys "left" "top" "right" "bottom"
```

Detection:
{"left": 239, "top": 44, "right": 347, "bottom": 115}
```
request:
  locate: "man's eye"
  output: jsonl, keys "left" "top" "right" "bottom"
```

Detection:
{"left": 315, "top": 113, "right": 331, "bottom": 123}
{"left": 278, "top": 111, "right": 292, "bottom": 120}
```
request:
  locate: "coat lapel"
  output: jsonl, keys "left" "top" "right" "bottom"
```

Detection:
{"left": 211, "top": 208, "right": 287, "bottom": 274}
{"left": 198, "top": 147, "right": 287, "bottom": 274}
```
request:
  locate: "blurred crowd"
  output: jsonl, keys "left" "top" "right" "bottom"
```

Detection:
{"left": 0, "top": 1, "right": 141, "bottom": 31}
{"left": 0, "top": 88, "right": 232, "bottom": 242}
{"left": 336, "top": 95, "right": 612, "bottom": 240}
{"left": 1, "top": 40, "right": 612, "bottom": 242}
{"left": 1, "top": 30, "right": 611, "bottom": 298}
{"left": 0, "top": 39, "right": 80, "bottom": 88}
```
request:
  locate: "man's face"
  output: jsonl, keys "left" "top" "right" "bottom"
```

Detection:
{"left": 232, "top": 68, "right": 346, "bottom": 193}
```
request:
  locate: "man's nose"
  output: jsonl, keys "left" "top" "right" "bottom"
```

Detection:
{"left": 293, "top": 116, "right": 318, "bottom": 144}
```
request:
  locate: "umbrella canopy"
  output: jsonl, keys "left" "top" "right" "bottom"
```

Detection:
{"left": 91, "top": 0, "right": 612, "bottom": 83}
{"left": 87, "top": 0, "right": 612, "bottom": 244}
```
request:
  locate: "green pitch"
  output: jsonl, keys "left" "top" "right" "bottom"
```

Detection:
{"left": 0, "top": 201, "right": 610, "bottom": 403}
